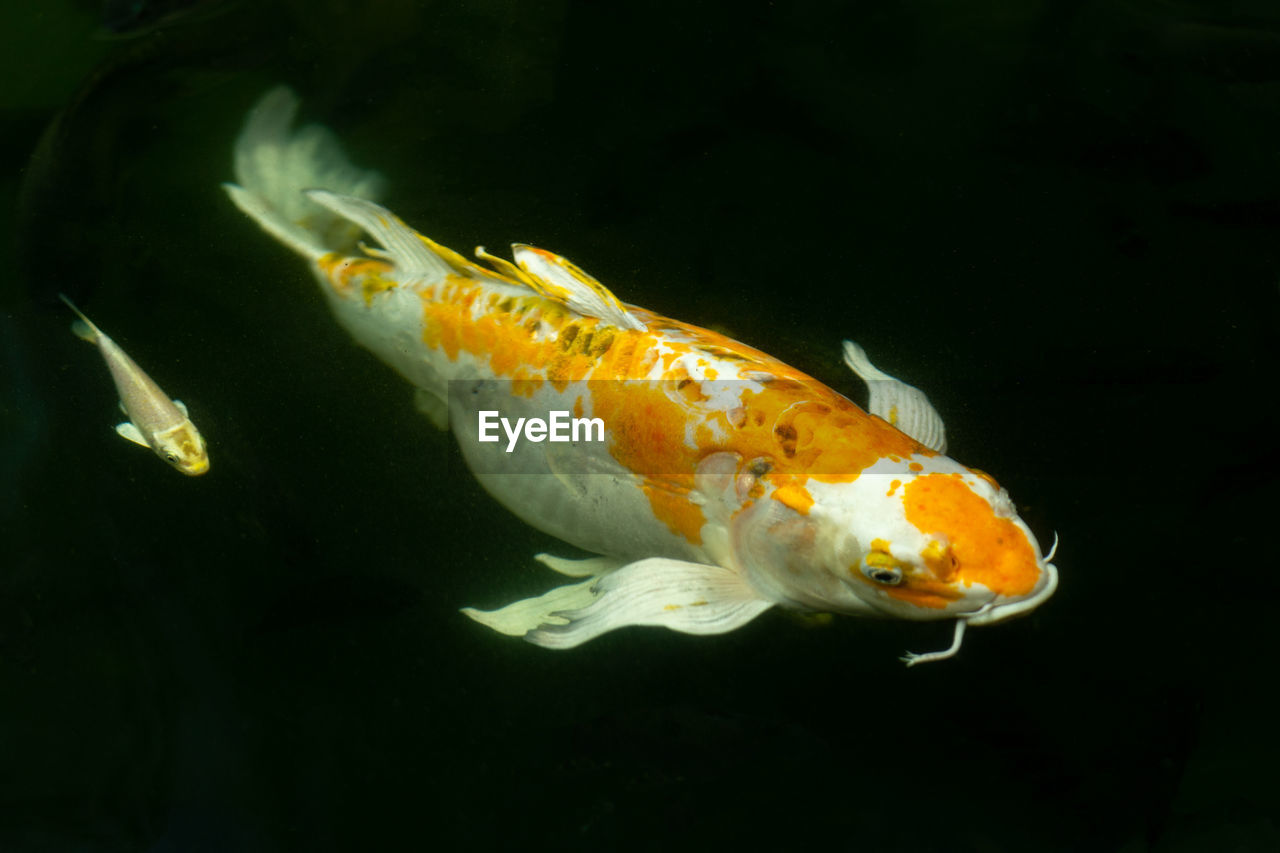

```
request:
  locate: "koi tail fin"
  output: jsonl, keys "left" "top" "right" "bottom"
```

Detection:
{"left": 58, "top": 293, "right": 102, "bottom": 344}
{"left": 222, "top": 86, "right": 385, "bottom": 261}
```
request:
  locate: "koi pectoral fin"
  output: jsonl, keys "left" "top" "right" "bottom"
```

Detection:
{"left": 534, "top": 552, "right": 625, "bottom": 578}
{"left": 115, "top": 421, "right": 149, "bottom": 447}
{"left": 461, "top": 578, "right": 599, "bottom": 637}
{"left": 842, "top": 340, "right": 947, "bottom": 453}
{"left": 459, "top": 554, "right": 626, "bottom": 636}
{"left": 523, "top": 558, "right": 773, "bottom": 650}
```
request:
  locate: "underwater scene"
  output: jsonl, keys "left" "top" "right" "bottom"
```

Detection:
{"left": 2, "top": 0, "right": 1276, "bottom": 850}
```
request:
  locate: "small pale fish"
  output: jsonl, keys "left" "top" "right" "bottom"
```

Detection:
{"left": 224, "top": 87, "right": 1058, "bottom": 664}
{"left": 60, "top": 295, "right": 209, "bottom": 476}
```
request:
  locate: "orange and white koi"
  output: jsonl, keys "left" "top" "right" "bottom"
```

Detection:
{"left": 224, "top": 87, "right": 1057, "bottom": 664}
{"left": 60, "top": 294, "right": 210, "bottom": 476}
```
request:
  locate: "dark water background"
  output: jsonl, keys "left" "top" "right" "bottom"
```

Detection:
{"left": 2, "top": 1, "right": 1277, "bottom": 850}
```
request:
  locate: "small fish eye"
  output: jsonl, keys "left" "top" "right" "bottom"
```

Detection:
{"left": 861, "top": 562, "right": 904, "bottom": 586}
{"left": 165, "top": 453, "right": 179, "bottom": 464}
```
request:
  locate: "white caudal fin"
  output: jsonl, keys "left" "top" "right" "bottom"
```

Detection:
{"left": 223, "top": 86, "right": 385, "bottom": 261}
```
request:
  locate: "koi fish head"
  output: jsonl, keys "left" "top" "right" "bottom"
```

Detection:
{"left": 154, "top": 422, "right": 210, "bottom": 476}
{"left": 830, "top": 466, "right": 1057, "bottom": 625}
{"left": 730, "top": 458, "right": 1056, "bottom": 626}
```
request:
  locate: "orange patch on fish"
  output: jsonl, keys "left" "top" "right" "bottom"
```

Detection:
{"left": 903, "top": 474, "right": 1039, "bottom": 597}
{"left": 510, "top": 370, "right": 544, "bottom": 398}
{"left": 641, "top": 479, "right": 705, "bottom": 545}
{"left": 968, "top": 467, "right": 1001, "bottom": 491}
{"left": 401, "top": 274, "right": 931, "bottom": 544}
{"left": 318, "top": 253, "right": 395, "bottom": 304}
{"left": 772, "top": 483, "right": 814, "bottom": 515}
{"left": 921, "top": 538, "right": 958, "bottom": 582}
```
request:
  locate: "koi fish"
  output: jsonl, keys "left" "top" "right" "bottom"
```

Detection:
{"left": 224, "top": 87, "right": 1057, "bottom": 664}
{"left": 60, "top": 294, "right": 210, "bottom": 476}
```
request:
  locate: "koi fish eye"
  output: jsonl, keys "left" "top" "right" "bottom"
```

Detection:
{"left": 860, "top": 551, "right": 904, "bottom": 585}
{"left": 862, "top": 564, "right": 903, "bottom": 585}
{"left": 164, "top": 452, "right": 180, "bottom": 465}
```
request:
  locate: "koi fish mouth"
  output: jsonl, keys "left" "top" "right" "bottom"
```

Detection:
{"left": 179, "top": 457, "right": 211, "bottom": 476}
{"left": 961, "top": 560, "right": 1058, "bottom": 627}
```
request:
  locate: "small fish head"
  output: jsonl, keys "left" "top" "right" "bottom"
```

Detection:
{"left": 155, "top": 423, "right": 210, "bottom": 476}
{"left": 832, "top": 467, "right": 1057, "bottom": 623}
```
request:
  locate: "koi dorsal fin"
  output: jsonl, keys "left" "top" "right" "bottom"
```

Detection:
{"left": 306, "top": 190, "right": 645, "bottom": 331}
{"left": 304, "top": 190, "right": 461, "bottom": 280}
{"left": 509, "top": 245, "right": 647, "bottom": 331}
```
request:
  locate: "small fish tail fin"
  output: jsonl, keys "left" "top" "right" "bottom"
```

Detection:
{"left": 58, "top": 293, "right": 102, "bottom": 343}
{"left": 222, "top": 86, "right": 385, "bottom": 262}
